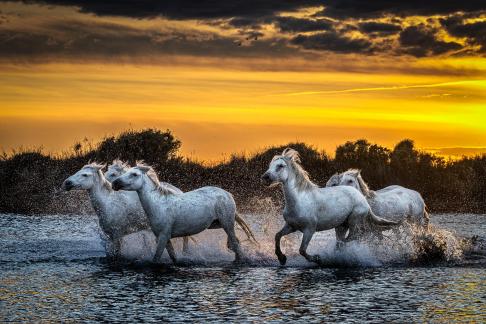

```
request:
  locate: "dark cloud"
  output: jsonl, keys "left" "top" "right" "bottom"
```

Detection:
{"left": 274, "top": 17, "right": 334, "bottom": 33}
{"left": 315, "top": 1, "right": 486, "bottom": 19}
{"left": 11, "top": 0, "right": 321, "bottom": 19}
{"left": 227, "top": 17, "right": 262, "bottom": 29}
{"left": 0, "top": 19, "right": 300, "bottom": 62}
{"left": 440, "top": 16, "right": 486, "bottom": 52}
{"left": 358, "top": 22, "right": 401, "bottom": 35}
{"left": 291, "top": 31, "right": 372, "bottom": 54}
{"left": 398, "top": 25, "right": 462, "bottom": 57}
{"left": 11, "top": 0, "right": 486, "bottom": 20}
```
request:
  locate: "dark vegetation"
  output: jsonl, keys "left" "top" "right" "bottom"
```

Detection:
{"left": 1, "top": 129, "right": 485, "bottom": 214}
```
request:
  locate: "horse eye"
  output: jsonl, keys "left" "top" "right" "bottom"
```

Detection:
{"left": 82, "top": 174, "right": 89, "bottom": 177}
{"left": 347, "top": 180, "right": 353, "bottom": 184}
{"left": 276, "top": 165, "right": 284, "bottom": 171}
{"left": 131, "top": 173, "right": 138, "bottom": 177}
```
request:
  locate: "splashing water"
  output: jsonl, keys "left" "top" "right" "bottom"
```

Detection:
{"left": 109, "top": 198, "right": 470, "bottom": 268}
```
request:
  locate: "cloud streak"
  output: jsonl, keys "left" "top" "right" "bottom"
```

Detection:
{"left": 279, "top": 80, "right": 486, "bottom": 96}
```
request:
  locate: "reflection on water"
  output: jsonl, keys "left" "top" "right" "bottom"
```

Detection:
{"left": 1, "top": 213, "right": 485, "bottom": 322}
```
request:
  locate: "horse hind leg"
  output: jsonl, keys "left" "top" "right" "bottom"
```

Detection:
{"left": 226, "top": 227, "right": 245, "bottom": 262}
{"left": 218, "top": 213, "right": 244, "bottom": 263}
{"left": 182, "top": 237, "right": 190, "bottom": 254}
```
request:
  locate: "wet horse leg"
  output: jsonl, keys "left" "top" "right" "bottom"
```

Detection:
{"left": 166, "top": 240, "right": 177, "bottom": 264}
{"left": 275, "top": 223, "right": 295, "bottom": 265}
{"left": 299, "top": 228, "right": 320, "bottom": 264}
{"left": 153, "top": 232, "right": 170, "bottom": 264}
{"left": 182, "top": 237, "right": 190, "bottom": 254}
{"left": 218, "top": 214, "right": 244, "bottom": 262}
{"left": 335, "top": 224, "right": 348, "bottom": 250}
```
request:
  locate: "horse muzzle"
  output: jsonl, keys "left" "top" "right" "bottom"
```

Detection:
{"left": 261, "top": 173, "right": 273, "bottom": 186}
{"left": 111, "top": 179, "right": 123, "bottom": 191}
{"left": 62, "top": 180, "right": 74, "bottom": 191}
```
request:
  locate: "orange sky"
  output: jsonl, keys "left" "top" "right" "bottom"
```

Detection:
{"left": 0, "top": 2, "right": 485, "bottom": 161}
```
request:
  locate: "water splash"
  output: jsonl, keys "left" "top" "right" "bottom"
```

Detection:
{"left": 97, "top": 198, "right": 472, "bottom": 267}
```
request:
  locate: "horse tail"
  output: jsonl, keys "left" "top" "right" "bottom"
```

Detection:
{"left": 235, "top": 213, "right": 259, "bottom": 246}
{"left": 368, "top": 209, "right": 400, "bottom": 226}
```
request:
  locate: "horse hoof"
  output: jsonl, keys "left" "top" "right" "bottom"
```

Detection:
{"left": 278, "top": 255, "right": 287, "bottom": 265}
{"left": 311, "top": 256, "right": 321, "bottom": 265}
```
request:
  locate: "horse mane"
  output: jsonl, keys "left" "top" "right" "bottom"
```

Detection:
{"left": 82, "top": 162, "right": 112, "bottom": 191}
{"left": 343, "top": 169, "right": 376, "bottom": 198}
{"left": 135, "top": 161, "right": 178, "bottom": 196}
{"left": 108, "top": 159, "right": 129, "bottom": 173}
{"left": 277, "top": 148, "right": 317, "bottom": 192}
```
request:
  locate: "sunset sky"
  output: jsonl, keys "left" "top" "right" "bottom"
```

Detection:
{"left": 0, "top": 1, "right": 485, "bottom": 161}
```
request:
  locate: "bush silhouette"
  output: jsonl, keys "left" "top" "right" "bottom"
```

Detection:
{"left": 0, "top": 130, "right": 485, "bottom": 214}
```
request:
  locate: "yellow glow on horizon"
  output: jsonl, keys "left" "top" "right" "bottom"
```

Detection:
{"left": 1, "top": 61, "right": 485, "bottom": 160}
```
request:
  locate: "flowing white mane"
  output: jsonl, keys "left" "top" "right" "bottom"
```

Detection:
{"left": 83, "top": 162, "right": 111, "bottom": 190}
{"left": 275, "top": 148, "right": 317, "bottom": 192}
{"left": 109, "top": 159, "right": 130, "bottom": 173}
{"left": 343, "top": 169, "right": 376, "bottom": 198}
{"left": 135, "top": 161, "right": 178, "bottom": 196}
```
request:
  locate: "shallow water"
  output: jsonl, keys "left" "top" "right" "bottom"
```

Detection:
{"left": 1, "top": 213, "right": 485, "bottom": 322}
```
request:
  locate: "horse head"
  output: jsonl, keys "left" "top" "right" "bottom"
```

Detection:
{"left": 261, "top": 148, "right": 297, "bottom": 186}
{"left": 261, "top": 148, "right": 316, "bottom": 192}
{"left": 104, "top": 159, "right": 130, "bottom": 182}
{"left": 62, "top": 162, "right": 106, "bottom": 191}
{"left": 333, "top": 169, "right": 375, "bottom": 198}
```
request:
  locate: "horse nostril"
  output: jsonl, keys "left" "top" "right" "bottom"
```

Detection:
{"left": 261, "top": 174, "right": 270, "bottom": 182}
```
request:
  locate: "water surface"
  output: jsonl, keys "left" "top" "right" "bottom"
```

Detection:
{"left": 1, "top": 213, "right": 485, "bottom": 322}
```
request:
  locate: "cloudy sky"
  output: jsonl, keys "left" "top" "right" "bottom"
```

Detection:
{"left": 0, "top": 1, "right": 485, "bottom": 160}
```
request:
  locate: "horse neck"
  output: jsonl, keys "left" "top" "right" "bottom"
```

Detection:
{"left": 282, "top": 174, "right": 303, "bottom": 209}
{"left": 136, "top": 175, "right": 169, "bottom": 218}
{"left": 88, "top": 175, "right": 112, "bottom": 212}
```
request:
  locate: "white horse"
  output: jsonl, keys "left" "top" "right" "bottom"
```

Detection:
{"left": 105, "top": 159, "right": 194, "bottom": 254}
{"left": 261, "top": 148, "right": 399, "bottom": 265}
{"left": 111, "top": 162, "right": 257, "bottom": 264}
{"left": 62, "top": 162, "right": 151, "bottom": 257}
{"left": 326, "top": 169, "right": 429, "bottom": 229}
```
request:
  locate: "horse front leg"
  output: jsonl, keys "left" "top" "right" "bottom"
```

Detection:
{"left": 275, "top": 223, "right": 295, "bottom": 265}
{"left": 299, "top": 228, "right": 320, "bottom": 265}
{"left": 166, "top": 240, "right": 177, "bottom": 264}
{"left": 335, "top": 224, "right": 348, "bottom": 251}
{"left": 153, "top": 232, "right": 170, "bottom": 264}
{"left": 110, "top": 238, "right": 122, "bottom": 261}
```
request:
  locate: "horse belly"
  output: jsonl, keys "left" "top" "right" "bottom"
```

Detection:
{"left": 373, "top": 196, "right": 409, "bottom": 221}
{"left": 171, "top": 207, "right": 217, "bottom": 237}
{"left": 315, "top": 200, "right": 352, "bottom": 231}
{"left": 316, "top": 214, "right": 347, "bottom": 231}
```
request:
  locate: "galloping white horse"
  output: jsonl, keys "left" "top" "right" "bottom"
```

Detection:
{"left": 112, "top": 162, "right": 257, "bottom": 264}
{"left": 326, "top": 169, "right": 429, "bottom": 229}
{"left": 105, "top": 159, "right": 194, "bottom": 253}
{"left": 62, "top": 163, "right": 151, "bottom": 257}
{"left": 261, "top": 149, "right": 399, "bottom": 265}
